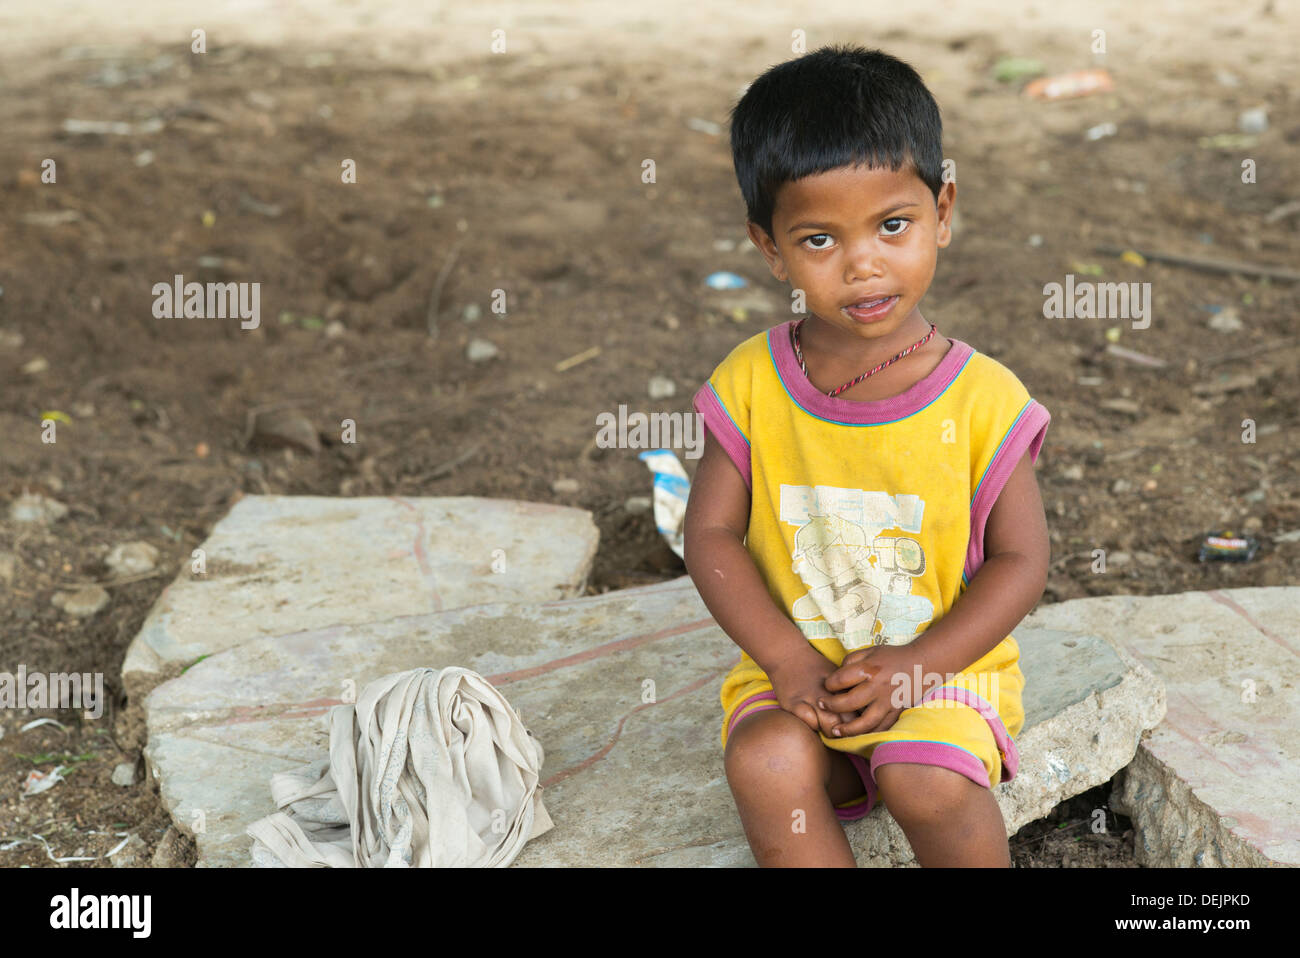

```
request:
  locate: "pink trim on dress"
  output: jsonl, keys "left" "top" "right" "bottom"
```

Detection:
{"left": 725, "top": 690, "right": 780, "bottom": 739}
{"left": 768, "top": 320, "right": 973, "bottom": 425}
{"left": 870, "top": 740, "right": 993, "bottom": 789}
{"left": 919, "top": 685, "right": 1019, "bottom": 781}
{"left": 964, "top": 400, "right": 1051, "bottom": 580}
{"left": 692, "top": 383, "right": 752, "bottom": 490}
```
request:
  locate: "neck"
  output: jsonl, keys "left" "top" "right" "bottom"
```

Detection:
{"left": 803, "top": 313, "right": 936, "bottom": 366}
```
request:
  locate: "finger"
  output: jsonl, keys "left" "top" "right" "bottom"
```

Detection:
{"left": 825, "top": 658, "right": 881, "bottom": 692}
{"left": 818, "top": 683, "right": 873, "bottom": 714}
{"left": 867, "top": 707, "right": 903, "bottom": 734}
{"left": 788, "top": 701, "right": 822, "bottom": 732}
{"left": 828, "top": 709, "right": 879, "bottom": 738}
{"left": 813, "top": 705, "right": 842, "bottom": 739}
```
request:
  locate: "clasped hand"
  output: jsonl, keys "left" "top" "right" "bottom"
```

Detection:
{"left": 818, "top": 644, "right": 924, "bottom": 738}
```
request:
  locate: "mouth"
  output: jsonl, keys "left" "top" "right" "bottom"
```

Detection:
{"left": 843, "top": 295, "right": 899, "bottom": 321}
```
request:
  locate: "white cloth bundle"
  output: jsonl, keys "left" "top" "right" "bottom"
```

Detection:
{"left": 246, "top": 666, "right": 553, "bottom": 867}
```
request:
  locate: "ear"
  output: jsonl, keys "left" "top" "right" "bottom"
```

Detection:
{"left": 746, "top": 220, "right": 789, "bottom": 282}
{"left": 934, "top": 180, "right": 957, "bottom": 250}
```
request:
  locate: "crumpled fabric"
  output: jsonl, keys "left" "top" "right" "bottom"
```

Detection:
{"left": 245, "top": 666, "right": 553, "bottom": 867}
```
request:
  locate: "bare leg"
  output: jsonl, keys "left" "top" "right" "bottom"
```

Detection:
{"left": 724, "top": 709, "right": 864, "bottom": 867}
{"left": 874, "top": 762, "right": 1011, "bottom": 867}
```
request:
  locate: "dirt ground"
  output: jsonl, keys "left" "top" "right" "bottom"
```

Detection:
{"left": 1, "top": 0, "right": 1297, "bottom": 868}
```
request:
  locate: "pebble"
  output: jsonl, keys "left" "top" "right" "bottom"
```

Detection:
{"left": 324, "top": 320, "right": 346, "bottom": 338}
{"left": 250, "top": 409, "right": 321, "bottom": 454}
{"left": 1208, "top": 307, "right": 1243, "bottom": 332}
{"left": 1100, "top": 398, "right": 1142, "bottom": 416}
{"left": 51, "top": 585, "right": 110, "bottom": 618}
{"left": 1111, "top": 479, "right": 1132, "bottom": 494}
{"left": 466, "top": 338, "right": 498, "bottom": 362}
{"left": 624, "top": 496, "right": 652, "bottom": 514}
{"left": 648, "top": 375, "right": 676, "bottom": 399}
{"left": 551, "top": 478, "right": 579, "bottom": 495}
{"left": 1107, "top": 551, "right": 1132, "bottom": 567}
{"left": 110, "top": 834, "right": 150, "bottom": 868}
{"left": 9, "top": 492, "right": 69, "bottom": 523}
{"left": 1243, "top": 516, "right": 1263, "bottom": 533}
{"left": 105, "top": 542, "right": 159, "bottom": 577}
{"left": 1238, "top": 107, "right": 1268, "bottom": 134}
{"left": 1061, "top": 464, "right": 1084, "bottom": 481}
{"left": 111, "top": 761, "right": 139, "bottom": 786}
{"left": 462, "top": 303, "right": 481, "bottom": 323}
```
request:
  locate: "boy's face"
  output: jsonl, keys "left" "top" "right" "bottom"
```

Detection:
{"left": 748, "top": 162, "right": 955, "bottom": 350}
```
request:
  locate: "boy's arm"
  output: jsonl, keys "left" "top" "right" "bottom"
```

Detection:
{"left": 908, "top": 448, "right": 1050, "bottom": 680}
{"left": 683, "top": 431, "right": 812, "bottom": 677}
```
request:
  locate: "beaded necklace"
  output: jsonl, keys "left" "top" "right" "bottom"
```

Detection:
{"left": 791, "top": 318, "right": 938, "bottom": 398}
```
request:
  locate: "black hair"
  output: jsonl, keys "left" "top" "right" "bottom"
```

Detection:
{"left": 729, "top": 43, "right": 944, "bottom": 240}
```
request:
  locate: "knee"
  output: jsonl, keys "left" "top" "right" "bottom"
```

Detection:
{"left": 875, "top": 762, "right": 979, "bottom": 823}
{"left": 724, "top": 710, "right": 826, "bottom": 790}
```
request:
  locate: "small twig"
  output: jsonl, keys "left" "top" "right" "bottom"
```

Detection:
{"left": 1094, "top": 244, "right": 1300, "bottom": 283}
{"left": 426, "top": 239, "right": 465, "bottom": 338}
{"left": 554, "top": 346, "right": 601, "bottom": 372}
{"left": 416, "top": 439, "right": 485, "bottom": 482}
{"left": 1202, "top": 339, "right": 1300, "bottom": 365}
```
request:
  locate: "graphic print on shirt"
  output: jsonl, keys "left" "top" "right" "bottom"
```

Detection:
{"left": 781, "top": 484, "right": 934, "bottom": 653}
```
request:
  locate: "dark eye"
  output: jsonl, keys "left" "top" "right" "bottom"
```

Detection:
{"left": 801, "top": 233, "right": 834, "bottom": 251}
{"left": 882, "top": 218, "right": 911, "bottom": 236}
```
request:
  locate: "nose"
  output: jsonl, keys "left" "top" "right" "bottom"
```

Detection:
{"left": 843, "top": 235, "right": 887, "bottom": 284}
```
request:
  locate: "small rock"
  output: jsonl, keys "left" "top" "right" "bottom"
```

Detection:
{"left": 1141, "top": 478, "right": 1158, "bottom": 493}
{"left": 1108, "top": 551, "right": 1132, "bottom": 567}
{"left": 462, "top": 303, "right": 481, "bottom": 323}
{"left": 1027, "top": 234, "right": 1043, "bottom": 247}
{"left": 9, "top": 492, "right": 69, "bottom": 523}
{"left": 624, "top": 496, "right": 652, "bottom": 514}
{"left": 1242, "top": 516, "right": 1263, "bottom": 533}
{"left": 1111, "top": 479, "right": 1132, "bottom": 494}
{"left": 0, "top": 550, "right": 16, "bottom": 584}
{"left": 1208, "top": 307, "right": 1243, "bottom": 332}
{"left": 21, "top": 356, "right": 49, "bottom": 375}
{"left": 51, "top": 585, "right": 110, "bottom": 618}
{"left": 110, "top": 833, "right": 150, "bottom": 868}
{"left": 1100, "top": 398, "right": 1142, "bottom": 416}
{"left": 466, "top": 338, "right": 498, "bottom": 362}
{"left": 111, "top": 761, "right": 140, "bottom": 786}
{"left": 0, "top": 328, "right": 23, "bottom": 350}
{"left": 249, "top": 409, "right": 321, "bottom": 454}
{"left": 661, "top": 314, "right": 680, "bottom": 331}
{"left": 648, "top": 375, "right": 676, "bottom": 400}
{"left": 1238, "top": 107, "right": 1268, "bottom": 134}
{"left": 324, "top": 319, "right": 346, "bottom": 338}
{"left": 150, "top": 824, "right": 194, "bottom": 868}
{"left": 1061, "top": 464, "right": 1084, "bottom": 481}
{"left": 105, "top": 542, "right": 159, "bottom": 577}
{"left": 551, "top": 478, "right": 579, "bottom": 495}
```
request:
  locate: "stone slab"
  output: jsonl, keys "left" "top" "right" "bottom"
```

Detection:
{"left": 1026, "top": 588, "right": 1299, "bottom": 867}
{"left": 123, "top": 494, "right": 599, "bottom": 702}
{"left": 142, "top": 575, "right": 1162, "bottom": 867}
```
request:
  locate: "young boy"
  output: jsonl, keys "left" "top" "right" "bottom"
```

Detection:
{"left": 684, "top": 44, "right": 1051, "bottom": 867}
